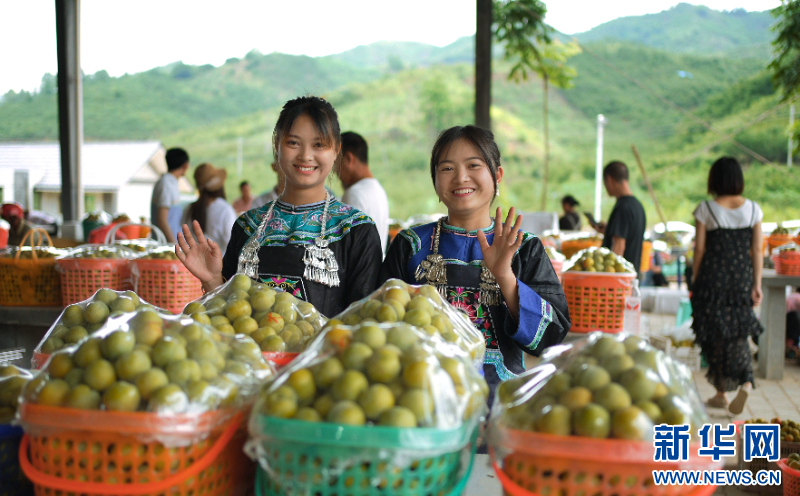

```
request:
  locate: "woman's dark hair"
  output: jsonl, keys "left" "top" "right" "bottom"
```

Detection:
{"left": 430, "top": 125, "right": 501, "bottom": 198}
{"left": 272, "top": 96, "right": 341, "bottom": 174}
{"left": 707, "top": 156, "right": 745, "bottom": 196}
{"left": 188, "top": 188, "right": 226, "bottom": 232}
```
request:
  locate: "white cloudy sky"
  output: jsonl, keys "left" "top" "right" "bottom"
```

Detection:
{"left": 0, "top": 0, "right": 779, "bottom": 95}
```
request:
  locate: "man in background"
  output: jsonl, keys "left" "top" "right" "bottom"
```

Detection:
{"left": 559, "top": 195, "right": 581, "bottom": 231}
{"left": 151, "top": 147, "right": 189, "bottom": 243}
{"left": 232, "top": 181, "right": 253, "bottom": 214}
{"left": 597, "top": 161, "right": 646, "bottom": 274}
{"left": 1, "top": 203, "right": 33, "bottom": 246}
{"left": 339, "top": 132, "right": 389, "bottom": 252}
{"left": 252, "top": 162, "right": 285, "bottom": 209}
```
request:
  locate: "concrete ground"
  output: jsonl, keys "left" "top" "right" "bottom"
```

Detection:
{"left": 464, "top": 313, "right": 800, "bottom": 496}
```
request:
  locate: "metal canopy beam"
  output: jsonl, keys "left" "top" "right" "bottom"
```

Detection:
{"left": 475, "top": 0, "right": 492, "bottom": 130}
{"left": 55, "top": 0, "right": 83, "bottom": 239}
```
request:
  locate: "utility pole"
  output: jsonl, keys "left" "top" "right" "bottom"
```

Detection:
{"left": 594, "top": 114, "right": 608, "bottom": 222}
{"left": 790, "top": 104, "right": 795, "bottom": 168}
{"left": 475, "top": 0, "right": 492, "bottom": 130}
{"left": 237, "top": 137, "right": 243, "bottom": 177}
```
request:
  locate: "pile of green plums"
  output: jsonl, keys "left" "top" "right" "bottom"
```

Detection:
{"left": 39, "top": 289, "right": 159, "bottom": 355}
{"left": 140, "top": 250, "right": 179, "bottom": 260}
{"left": 326, "top": 279, "right": 484, "bottom": 363}
{"left": 568, "top": 247, "right": 635, "bottom": 274}
{"left": 26, "top": 308, "right": 271, "bottom": 413}
{"left": 66, "top": 247, "right": 133, "bottom": 259}
{"left": 183, "top": 274, "right": 326, "bottom": 354}
{"left": 500, "top": 334, "right": 698, "bottom": 441}
{"left": 259, "top": 320, "right": 488, "bottom": 428}
{"left": 0, "top": 365, "right": 33, "bottom": 422}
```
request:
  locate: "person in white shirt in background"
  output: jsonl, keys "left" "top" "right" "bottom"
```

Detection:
{"left": 339, "top": 132, "right": 389, "bottom": 253}
{"left": 181, "top": 163, "right": 237, "bottom": 256}
{"left": 251, "top": 162, "right": 285, "bottom": 209}
{"left": 232, "top": 181, "right": 254, "bottom": 214}
{"left": 151, "top": 147, "right": 190, "bottom": 243}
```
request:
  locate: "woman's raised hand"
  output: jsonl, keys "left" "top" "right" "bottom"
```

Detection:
{"left": 175, "top": 221, "right": 224, "bottom": 289}
{"left": 477, "top": 206, "right": 524, "bottom": 283}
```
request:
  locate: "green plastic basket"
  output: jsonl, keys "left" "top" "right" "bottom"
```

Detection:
{"left": 251, "top": 416, "right": 478, "bottom": 496}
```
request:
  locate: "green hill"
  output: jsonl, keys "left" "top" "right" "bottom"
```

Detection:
{"left": 1, "top": 4, "right": 797, "bottom": 226}
{"left": 574, "top": 3, "right": 775, "bottom": 60}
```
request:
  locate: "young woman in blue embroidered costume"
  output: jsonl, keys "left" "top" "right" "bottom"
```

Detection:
{"left": 379, "top": 125, "right": 570, "bottom": 402}
{"left": 176, "top": 96, "right": 383, "bottom": 317}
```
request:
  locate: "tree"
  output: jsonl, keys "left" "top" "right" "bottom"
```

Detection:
{"left": 494, "top": 0, "right": 580, "bottom": 210}
{"left": 769, "top": 0, "right": 800, "bottom": 154}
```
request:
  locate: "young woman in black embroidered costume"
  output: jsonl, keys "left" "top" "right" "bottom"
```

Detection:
{"left": 379, "top": 125, "right": 570, "bottom": 404}
{"left": 176, "top": 97, "right": 383, "bottom": 317}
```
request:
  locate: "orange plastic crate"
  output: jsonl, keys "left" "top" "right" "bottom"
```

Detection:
{"left": 490, "top": 426, "right": 719, "bottom": 496}
{"left": 132, "top": 259, "right": 202, "bottom": 314}
{"left": 778, "top": 459, "right": 799, "bottom": 496}
{"left": 775, "top": 253, "right": 800, "bottom": 277}
{"left": 561, "top": 238, "right": 602, "bottom": 260}
{"left": 56, "top": 258, "right": 132, "bottom": 306}
{"left": 18, "top": 404, "right": 253, "bottom": 496}
{"left": 768, "top": 233, "right": 793, "bottom": 255}
{"left": 561, "top": 271, "right": 636, "bottom": 333}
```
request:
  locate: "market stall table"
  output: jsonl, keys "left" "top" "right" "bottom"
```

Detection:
{"left": 758, "top": 269, "right": 800, "bottom": 380}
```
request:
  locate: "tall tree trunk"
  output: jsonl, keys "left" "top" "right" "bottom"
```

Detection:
{"left": 475, "top": 0, "right": 492, "bottom": 130}
{"left": 540, "top": 75, "right": 549, "bottom": 211}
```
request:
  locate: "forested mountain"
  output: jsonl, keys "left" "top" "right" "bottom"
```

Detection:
{"left": 1, "top": 4, "right": 795, "bottom": 223}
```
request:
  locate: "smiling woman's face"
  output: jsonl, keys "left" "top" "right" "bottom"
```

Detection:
{"left": 278, "top": 113, "right": 337, "bottom": 193}
{"left": 434, "top": 138, "right": 502, "bottom": 220}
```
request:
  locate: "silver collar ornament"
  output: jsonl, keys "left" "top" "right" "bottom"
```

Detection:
{"left": 237, "top": 192, "right": 340, "bottom": 287}
{"left": 415, "top": 217, "right": 501, "bottom": 305}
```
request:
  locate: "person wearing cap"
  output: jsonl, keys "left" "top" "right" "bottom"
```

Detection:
{"left": 181, "top": 163, "right": 237, "bottom": 256}
{"left": 559, "top": 195, "right": 581, "bottom": 231}
{"left": 1, "top": 203, "right": 34, "bottom": 246}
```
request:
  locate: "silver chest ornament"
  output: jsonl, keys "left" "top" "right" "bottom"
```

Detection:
{"left": 238, "top": 192, "right": 340, "bottom": 287}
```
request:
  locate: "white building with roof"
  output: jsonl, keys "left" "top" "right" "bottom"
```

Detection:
{"left": 0, "top": 141, "right": 194, "bottom": 224}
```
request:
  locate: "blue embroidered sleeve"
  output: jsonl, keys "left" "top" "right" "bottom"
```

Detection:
{"left": 510, "top": 280, "right": 553, "bottom": 350}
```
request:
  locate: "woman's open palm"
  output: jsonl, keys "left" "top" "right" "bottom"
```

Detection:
{"left": 175, "top": 221, "right": 223, "bottom": 284}
{"left": 477, "top": 207, "right": 524, "bottom": 281}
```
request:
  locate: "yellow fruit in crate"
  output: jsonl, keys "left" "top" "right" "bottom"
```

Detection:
{"left": 378, "top": 406, "right": 417, "bottom": 427}
{"left": 535, "top": 404, "right": 571, "bottom": 435}
{"left": 332, "top": 370, "right": 369, "bottom": 402}
{"left": 225, "top": 299, "right": 252, "bottom": 322}
{"left": 358, "top": 383, "right": 395, "bottom": 420}
{"left": 294, "top": 407, "right": 322, "bottom": 422}
{"left": 37, "top": 379, "right": 70, "bottom": 406}
{"left": 147, "top": 383, "right": 187, "bottom": 413}
{"left": 365, "top": 347, "right": 401, "bottom": 384}
{"left": 64, "top": 384, "right": 101, "bottom": 410}
{"left": 74, "top": 338, "right": 103, "bottom": 368}
{"left": 341, "top": 343, "right": 373, "bottom": 371}
{"left": 287, "top": 369, "right": 316, "bottom": 404}
{"left": 84, "top": 359, "right": 117, "bottom": 391}
{"left": 398, "top": 388, "right": 434, "bottom": 424}
{"left": 152, "top": 337, "right": 187, "bottom": 367}
{"left": 63, "top": 326, "right": 88, "bottom": 344}
{"left": 251, "top": 289, "right": 276, "bottom": 312}
{"left": 110, "top": 296, "right": 136, "bottom": 313}
{"left": 166, "top": 359, "right": 202, "bottom": 386}
{"left": 49, "top": 354, "right": 75, "bottom": 379}
{"left": 313, "top": 394, "right": 335, "bottom": 418}
{"left": 135, "top": 368, "right": 169, "bottom": 401}
{"left": 259, "top": 312, "right": 285, "bottom": 332}
{"left": 260, "top": 335, "right": 286, "bottom": 352}
{"left": 102, "top": 330, "right": 136, "bottom": 360}
{"left": 559, "top": 387, "right": 592, "bottom": 411}
{"left": 327, "top": 400, "right": 366, "bottom": 426}
{"left": 265, "top": 386, "right": 299, "bottom": 418}
{"left": 62, "top": 305, "right": 85, "bottom": 326}
{"left": 572, "top": 403, "right": 611, "bottom": 439}
{"left": 84, "top": 301, "right": 110, "bottom": 324}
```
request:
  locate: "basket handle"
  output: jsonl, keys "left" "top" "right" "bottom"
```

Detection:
{"left": 15, "top": 228, "right": 54, "bottom": 262}
{"left": 105, "top": 222, "right": 167, "bottom": 245}
{"left": 19, "top": 412, "right": 242, "bottom": 494}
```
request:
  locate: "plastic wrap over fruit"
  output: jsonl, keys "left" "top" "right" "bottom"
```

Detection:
{"left": 20, "top": 308, "right": 272, "bottom": 445}
{"left": 330, "top": 279, "right": 485, "bottom": 367}
{"left": 247, "top": 319, "right": 486, "bottom": 494}
{"left": 490, "top": 332, "right": 709, "bottom": 444}
{"left": 0, "top": 365, "right": 34, "bottom": 423}
{"left": 133, "top": 245, "right": 181, "bottom": 260}
{"left": 182, "top": 273, "right": 328, "bottom": 354}
{"left": 114, "top": 238, "right": 161, "bottom": 254}
{"left": 563, "top": 246, "right": 636, "bottom": 274}
{"left": 1, "top": 245, "right": 68, "bottom": 260}
{"left": 773, "top": 241, "right": 800, "bottom": 257}
{"left": 544, "top": 246, "right": 566, "bottom": 262}
{"left": 33, "top": 288, "right": 166, "bottom": 368}
{"left": 58, "top": 244, "right": 137, "bottom": 260}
